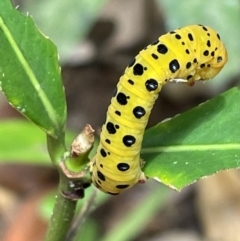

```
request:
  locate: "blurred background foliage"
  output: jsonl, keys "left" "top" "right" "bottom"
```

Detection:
{"left": 1, "top": 0, "right": 240, "bottom": 241}
{"left": 18, "top": 0, "right": 107, "bottom": 63}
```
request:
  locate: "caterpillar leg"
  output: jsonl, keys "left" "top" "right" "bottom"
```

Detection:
{"left": 137, "top": 158, "right": 147, "bottom": 184}
{"left": 140, "top": 158, "right": 145, "bottom": 168}
{"left": 169, "top": 78, "right": 188, "bottom": 83}
{"left": 169, "top": 78, "right": 195, "bottom": 86}
{"left": 89, "top": 157, "right": 94, "bottom": 172}
{"left": 138, "top": 171, "right": 147, "bottom": 184}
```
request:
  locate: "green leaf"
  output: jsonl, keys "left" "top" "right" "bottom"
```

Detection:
{"left": 0, "top": 0, "right": 66, "bottom": 138}
{"left": 0, "top": 120, "right": 75, "bottom": 165}
{"left": 142, "top": 87, "right": 240, "bottom": 190}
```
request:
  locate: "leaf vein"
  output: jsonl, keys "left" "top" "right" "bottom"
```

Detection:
{"left": 0, "top": 16, "right": 59, "bottom": 128}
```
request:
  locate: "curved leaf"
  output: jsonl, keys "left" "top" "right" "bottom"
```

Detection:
{"left": 142, "top": 87, "right": 240, "bottom": 190}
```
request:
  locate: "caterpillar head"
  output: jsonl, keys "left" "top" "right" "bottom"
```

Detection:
{"left": 201, "top": 47, "right": 228, "bottom": 81}
{"left": 195, "top": 39, "right": 228, "bottom": 81}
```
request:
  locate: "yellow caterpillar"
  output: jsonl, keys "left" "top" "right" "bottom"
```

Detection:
{"left": 90, "top": 24, "right": 228, "bottom": 195}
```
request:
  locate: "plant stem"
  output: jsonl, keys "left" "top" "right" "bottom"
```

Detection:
{"left": 66, "top": 188, "right": 97, "bottom": 241}
{"left": 45, "top": 134, "right": 77, "bottom": 241}
{"left": 47, "top": 134, "right": 66, "bottom": 166}
{"left": 44, "top": 125, "right": 95, "bottom": 241}
{"left": 44, "top": 174, "right": 77, "bottom": 241}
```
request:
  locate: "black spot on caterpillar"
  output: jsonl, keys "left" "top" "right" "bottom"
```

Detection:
{"left": 90, "top": 24, "right": 228, "bottom": 195}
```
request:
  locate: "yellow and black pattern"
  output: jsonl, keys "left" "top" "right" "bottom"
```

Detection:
{"left": 90, "top": 24, "right": 228, "bottom": 195}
